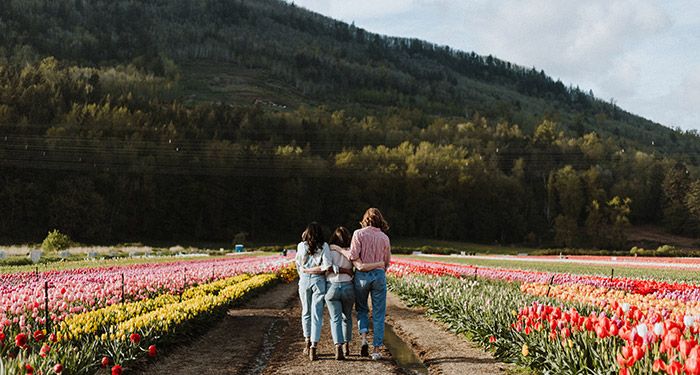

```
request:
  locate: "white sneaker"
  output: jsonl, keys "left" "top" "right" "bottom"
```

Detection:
{"left": 371, "top": 352, "right": 382, "bottom": 360}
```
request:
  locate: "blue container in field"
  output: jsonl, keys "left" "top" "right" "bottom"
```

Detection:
{"left": 235, "top": 244, "right": 244, "bottom": 253}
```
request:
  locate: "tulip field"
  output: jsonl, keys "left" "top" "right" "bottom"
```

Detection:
{"left": 388, "top": 258, "right": 700, "bottom": 375}
{"left": 5, "top": 252, "right": 700, "bottom": 375}
{"left": 0, "top": 255, "right": 294, "bottom": 375}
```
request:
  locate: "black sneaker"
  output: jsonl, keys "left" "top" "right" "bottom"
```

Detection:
{"left": 360, "top": 343, "right": 369, "bottom": 357}
{"left": 344, "top": 342, "right": 350, "bottom": 357}
{"left": 310, "top": 347, "right": 318, "bottom": 361}
{"left": 303, "top": 339, "right": 311, "bottom": 355}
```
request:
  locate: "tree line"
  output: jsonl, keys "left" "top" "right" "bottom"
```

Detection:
{"left": 1, "top": 59, "right": 700, "bottom": 248}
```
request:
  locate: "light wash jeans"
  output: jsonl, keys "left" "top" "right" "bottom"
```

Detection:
{"left": 299, "top": 274, "right": 326, "bottom": 343}
{"left": 325, "top": 281, "right": 355, "bottom": 345}
{"left": 354, "top": 269, "right": 387, "bottom": 347}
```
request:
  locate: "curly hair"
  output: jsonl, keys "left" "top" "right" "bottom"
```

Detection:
{"left": 360, "top": 208, "right": 389, "bottom": 233}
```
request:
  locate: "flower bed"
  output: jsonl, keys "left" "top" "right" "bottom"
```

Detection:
{"left": 0, "top": 255, "right": 293, "bottom": 375}
{"left": 389, "top": 258, "right": 700, "bottom": 375}
{"left": 0, "top": 255, "right": 289, "bottom": 331}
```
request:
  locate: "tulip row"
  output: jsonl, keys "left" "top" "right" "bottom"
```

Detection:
{"left": 59, "top": 274, "right": 253, "bottom": 342}
{"left": 392, "top": 258, "right": 700, "bottom": 304}
{"left": 115, "top": 273, "right": 278, "bottom": 341}
{"left": 511, "top": 298, "right": 700, "bottom": 374}
{"left": 389, "top": 258, "right": 700, "bottom": 374}
{"left": 521, "top": 282, "right": 700, "bottom": 320}
{"left": 0, "top": 256, "right": 293, "bottom": 375}
{"left": 0, "top": 255, "right": 289, "bottom": 333}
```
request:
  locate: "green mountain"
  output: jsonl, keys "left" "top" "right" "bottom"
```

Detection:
{"left": 1, "top": 0, "right": 695, "bottom": 153}
{"left": 0, "top": 0, "right": 699, "bottom": 246}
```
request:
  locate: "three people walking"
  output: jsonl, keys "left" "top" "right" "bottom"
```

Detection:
{"left": 295, "top": 208, "right": 391, "bottom": 361}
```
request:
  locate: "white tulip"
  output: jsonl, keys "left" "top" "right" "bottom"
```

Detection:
{"left": 621, "top": 303, "right": 630, "bottom": 313}
{"left": 636, "top": 323, "right": 648, "bottom": 338}
{"left": 684, "top": 315, "right": 695, "bottom": 327}
{"left": 653, "top": 322, "right": 664, "bottom": 336}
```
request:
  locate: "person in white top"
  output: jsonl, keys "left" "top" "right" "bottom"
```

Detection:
{"left": 322, "top": 226, "right": 384, "bottom": 360}
{"left": 295, "top": 222, "right": 330, "bottom": 361}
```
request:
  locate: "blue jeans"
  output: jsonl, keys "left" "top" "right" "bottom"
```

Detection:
{"left": 325, "top": 281, "right": 355, "bottom": 345}
{"left": 299, "top": 274, "right": 326, "bottom": 343}
{"left": 354, "top": 269, "right": 387, "bottom": 347}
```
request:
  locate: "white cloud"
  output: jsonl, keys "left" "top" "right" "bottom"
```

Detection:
{"left": 678, "top": 68, "right": 700, "bottom": 112}
{"left": 292, "top": 0, "right": 700, "bottom": 130}
{"left": 292, "top": 0, "right": 441, "bottom": 20}
{"left": 469, "top": 1, "right": 671, "bottom": 77}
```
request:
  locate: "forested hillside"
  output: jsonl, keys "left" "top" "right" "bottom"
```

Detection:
{"left": 1, "top": 0, "right": 699, "bottom": 247}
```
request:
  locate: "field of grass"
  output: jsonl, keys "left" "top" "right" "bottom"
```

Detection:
{"left": 399, "top": 254, "right": 700, "bottom": 283}
{"left": 174, "top": 62, "right": 308, "bottom": 108}
{"left": 393, "top": 237, "right": 528, "bottom": 255}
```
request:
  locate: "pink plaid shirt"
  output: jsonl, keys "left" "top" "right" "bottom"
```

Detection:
{"left": 349, "top": 226, "right": 391, "bottom": 268}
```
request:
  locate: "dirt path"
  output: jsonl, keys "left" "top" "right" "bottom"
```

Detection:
{"left": 262, "top": 291, "right": 401, "bottom": 375}
{"left": 386, "top": 292, "right": 511, "bottom": 375}
{"left": 137, "top": 282, "right": 298, "bottom": 375}
{"left": 136, "top": 282, "right": 509, "bottom": 375}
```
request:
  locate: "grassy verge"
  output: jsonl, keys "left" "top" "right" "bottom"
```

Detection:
{"left": 393, "top": 237, "right": 526, "bottom": 255}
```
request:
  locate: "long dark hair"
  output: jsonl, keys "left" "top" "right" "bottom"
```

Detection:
{"left": 301, "top": 222, "right": 324, "bottom": 256}
{"left": 329, "top": 226, "right": 351, "bottom": 248}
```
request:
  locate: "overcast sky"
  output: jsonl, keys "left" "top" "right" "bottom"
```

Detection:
{"left": 292, "top": 0, "right": 700, "bottom": 130}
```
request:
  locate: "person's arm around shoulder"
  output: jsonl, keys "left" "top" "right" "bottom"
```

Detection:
{"left": 334, "top": 245, "right": 352, "bottom": 260}
{"left": 303, "top": 243, "right": 330, "bottom": 275}
{"left": 353, "top": 260, "right": 385, "bottom": 271}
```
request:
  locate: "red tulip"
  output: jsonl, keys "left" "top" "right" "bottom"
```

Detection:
{"left": 621, "top": 346, "right": 632, "bottom": 360}
{"left": 489, "top": 336, "right": 497, "bottom": 343}
{"left": 653, "top": 358, "right": 666, "bottom": 372}
{"left": 40, "top": 344, "right": 51, "bottom": 357}
{"left": 686, "top": 354, "right": 700, "bottom": 375}
{"left": 49, "top": 333, "right": 57, "bottom": 343}
{"left": 680, "top": 338, "right": 697, "bottom": 359}
{"left": 129, "top": 332, "right": 141, "bottom": 344}
{"left": 595, "top": 325, "right": 607, "bottom": 339}
{"left": 53, "top": 364, "right": 64, "bottom": 374}
{"left": 25, "top": 364, "right": 34, "bottom": 374}
{"left": 101, "top": 357, "right": 111, "bottom": 368}
{"left": 665, "top": 329, "right": 681, "bottom": 349}
{"left": 112, "top": 365, "right": 123, "bottom": 375}
{"left": 33, "top": 330, "right": 45, "bottom": 342}
{"left": 616, "top": 353, "right": 627, "bottom": 368}
{"left": 559, "top": 327, "right": 570, "bottom": 338}
{"left": 609, "top": 324, "right": 619, "bottom": 337}
{"left": 0, "top": 332, "right": 5, "bottom": 342}
{"left": 148, "top": 344, "right": 157, "bottom": 358}
{"left": 15, "top": 333, "right": 28, "bottom": 348}
{"left": 632, "top": 345, "right": 644, "bottom": 362}
{"left": 667, "top": 360, "right": 683, "bottom": 375}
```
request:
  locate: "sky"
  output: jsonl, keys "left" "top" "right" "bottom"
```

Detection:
{"left": 292, "top": 0, "right": 700, "bottom": 131}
